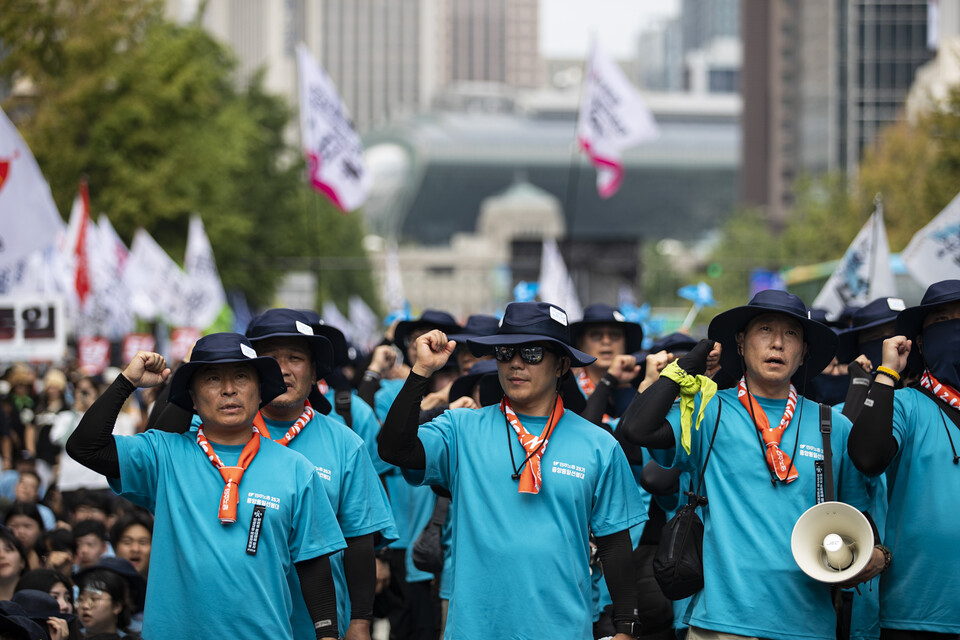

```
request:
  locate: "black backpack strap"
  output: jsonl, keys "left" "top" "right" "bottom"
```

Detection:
{"left": 819, "top": 403, "right": 835, "bottom": 503}
{"left": 334, "top": 389, "right": 353, "bottom": 429}
{"left": 689, "top": 398, "right": 722, "bottom": 504}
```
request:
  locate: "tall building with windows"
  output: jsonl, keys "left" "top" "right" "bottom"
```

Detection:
{"left": 741, "top": 0, "right": 934, "bottom": 223}
{"left": 164, "top": 0, "right": 442, "bottom": 133}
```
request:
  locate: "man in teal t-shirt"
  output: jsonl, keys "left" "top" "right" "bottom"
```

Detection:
{"left": 379, "top": 302, "right": 646, "bottom": 640}
{"left": 850, "top": 279, "right": 960, "bottom": 638}
{"left": 621, "top": 290, "right": 887, "bottom": 640}
{"left": 65, "top": 334, "right": 345, "bottom": 639}
{"left": 247, "top": 309, "right": 397, "bottom": 640}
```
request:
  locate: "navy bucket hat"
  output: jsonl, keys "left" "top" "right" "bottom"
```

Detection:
{"left": 246, "top": 309, "right": 336, "bottom": 375}
{"left": 297, "top": 309, "right": 351, "bottom": 368}
{"left": 394, "top": 310, "right": 461, "bottom": 349}
{"left": 76, "top": 556, "right": 147, "bottom": 612}
{"left": 10, "top": 589, "right": 75, "bottom": 624}
{"left": 570, "top": 303, "right": 645, "bottom": 354}
{"left": 448, "top": 359, "right": 499, "bottom": 402}
{"left": 708, "top": 289, "right": 837, "bottom": 382}
{"left": 448, "top": 314, "right": 500, "bottom": 343}
{"left": 467, "top": 302, "right": 596, "bottom": 368}
{"left": 836, "top": 297, "right": 905, "bottom": 362}
{"left": 167, "top": 333, "right": 287, "bottom": 412}
{"left": 895, "top": 280, "right": 960, "bottom": 341}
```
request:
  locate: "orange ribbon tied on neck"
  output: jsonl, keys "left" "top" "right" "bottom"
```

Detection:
{"left": 501, "top": 395, "right": 564, "bottom": 494}
{"left": 197, "top": 427, "right": 261, "bottom": 524}
{"left": 737, "top": 377, "right": 799, "bottom": 483}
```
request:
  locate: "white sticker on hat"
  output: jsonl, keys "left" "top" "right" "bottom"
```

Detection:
{"left": 549, "top": 306, "right": 568, "bottom": 326}
{"left": 240, "top": 343, "right": 258, "bottom": 359}
{"left": 613, "top": 310, "right": 626, "bottom": 322}
{"left": 887, "top": 298, "right": 906, "bottom": 312}
{"left": 295, "top": 320, "right": 314, "bottom": 336}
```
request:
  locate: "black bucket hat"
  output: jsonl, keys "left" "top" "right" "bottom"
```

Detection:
{"left": 11, "top": 590, "right": 75, "bottom": 624}
{"left": 649, "top": 332, "right": 698, "bottom": 355}
{"left": 449, "top": 359, "right": 499, "bottom": 402}
{"left": 707, "top": 290, "right": 837, "bottom": 382}
{"left": 167, "top": 333, "right": 287, "bottom": 412}
{"left": 570, "top": 303, "right": 645, "bottom": 354}
{"left": 395, "top": 310, "right": 461, "bottom": 346}
{"left": 0, "top": 601, "right": 47, "bottom": 640}
{"left": 467, "top": 302, "right": 596, "bottom": 368}
{"left": 75, "top": 556, "right": 147, "bottom": 612}
{"left": 246, "top": 309, "right": 336, "bottom": 375}
{"left": 895, "top": 280, "right": 960, "bottom": 341}
{"left": 448, "top": 314, "right": 500, "bottom": 343}
{"left": 298, "top": 309, "right": 351, "bottom": 368}
{"left": 836, "top": 297, "right": 905, "bottom": 362}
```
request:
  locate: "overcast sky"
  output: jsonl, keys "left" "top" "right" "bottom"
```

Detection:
{"left": 540, "top": 0, "right": 680, "bottom": 59}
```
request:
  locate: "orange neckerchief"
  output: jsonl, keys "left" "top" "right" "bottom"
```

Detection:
{"left": 737, "top": 376, "right": 799, "bottom": 483}
{"left": 500, "top": 395, "right": 564, "bottom": 494}
{"left": 921, "top": 370, "right": 960, "bottom": 410}
{"left": 252, "top": 400, "right": 314, "bottom": 447}
{"left": 196, "top": 426, "right": 261, "bottom": 524}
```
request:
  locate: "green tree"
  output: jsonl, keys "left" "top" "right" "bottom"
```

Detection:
{"left": 1, "top": 0, "right": 376, "bottom": 311}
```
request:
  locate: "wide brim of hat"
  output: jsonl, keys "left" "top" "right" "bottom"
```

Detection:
{"left": 247, "top": 331, "right": 335, "bottom": 374}
{"left": 167, "top": 356, "right": 288, "bottom": 412}
{"left": 836, "top": 315, "right": 897, "bottom": 363}
{"left": 569, "top": 320, "right": 645, "bottom": 354}
{"left": 467, "top": 334, "right": 596, "bottom": 368}
{"left": 707, "top": 305, "right": 838, "bottom": 382}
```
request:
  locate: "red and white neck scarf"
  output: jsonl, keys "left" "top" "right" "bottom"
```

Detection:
{"left": 252, "top": 400, "right": 315, "bottom": 447}
{"left": 196, "top": 426, "right": 261, "bottom": 524}
{"left": 737, "top": 377, "right": 799, "bottom": 483}
{"left": 921, "top": 370, "right": 960, "bottom": 410}
{"left": 576, "top": 369, "right": 597, "bottom": 396}
{"left": 500, "top": 395, "right": 564, "bottom": 494}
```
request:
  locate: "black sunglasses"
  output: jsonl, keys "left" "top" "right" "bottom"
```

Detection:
{"left": 493, "top": 345, "right": 557, "bottom": 365}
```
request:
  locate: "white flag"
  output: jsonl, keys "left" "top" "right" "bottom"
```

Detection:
{"left": 184, "top": 215, "right": 226, "bottom": 329}
{"left": 321, "top": 301, "right": 351, "bottom": 338}
{"left": 0, "top": 107, "right": 63, "bottom": 271}
{"left": 297, "top": 44, "right": 371, "bottom": 211}
{"left": 577, "top": 42, "right": 660, "bottom": 198}
{"left": 124, "top": 228, "right": 195, "bottom": 327}
{"left": 813, "top": 208, "right": 896, "bottom": 319}
{"left": 538, "top": 238, "right": 583, "bottom": 321}
{"left": 901, "top": 191, "right": 960, "bottom": 287}
{"left": 349, "top": 295, "right": 380, "bottom": 351}
{"left": 77, "top": 215, "right": 135, "bottom": 340}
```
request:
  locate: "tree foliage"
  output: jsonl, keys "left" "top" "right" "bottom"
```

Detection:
{"left": 0, "top": 0, "right": 377, "bottom": 311}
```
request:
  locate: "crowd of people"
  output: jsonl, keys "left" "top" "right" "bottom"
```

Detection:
{"left": 0, "top": 281, "right": 957, "bottom": 640}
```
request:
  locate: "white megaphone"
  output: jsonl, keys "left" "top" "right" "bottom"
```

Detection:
{"left": 791, "top": 501, "right": 873, "bottom": 583}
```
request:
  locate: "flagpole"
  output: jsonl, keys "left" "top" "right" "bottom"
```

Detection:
{"left": 869, "top": 192, "right": 882, "bottom": 300}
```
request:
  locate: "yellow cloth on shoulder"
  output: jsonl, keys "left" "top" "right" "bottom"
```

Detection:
{"left": 660, "top": 360, "right": 717, "bottom": 454}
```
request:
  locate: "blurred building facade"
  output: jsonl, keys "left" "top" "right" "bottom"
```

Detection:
{"left": 741, "top": 0, "right": 936, "bottom": 224}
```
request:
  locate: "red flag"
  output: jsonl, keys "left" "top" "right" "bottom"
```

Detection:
{"left": 73, "top": 180, "right": 92, "bottom": 306}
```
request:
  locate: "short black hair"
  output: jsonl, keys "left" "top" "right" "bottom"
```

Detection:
{"left": 73, "top": 519, "right": 108, "bottom": 543}
{"left": 110, "top": 511, "right": 154, "bottom": 547}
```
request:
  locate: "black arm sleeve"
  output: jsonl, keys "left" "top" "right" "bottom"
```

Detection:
{"left": 357, "top": 375, "right": 381, "bottom": 409}
{"left": 639, "top": 460, "right": 682, "bottom": 496}
{"left": 614, "top": 426, "right": 646, "bottom": 465}
{"left": 581, "top": 374, "right": 616, "bottom": 426}
{"left": 377, "top": 373, "right": 428, "bottom": 470}
{"left": 595, "top": 529, "right": 639, "bottom": 627}
{"left": 847, "top": 382, "right": 898, "bottom": 476}
{"left": 839, "top": 362, "right": 873, "bottom": 423}
{"left": 296, "top": 554, "right": 339, "bottom": 639}
{"left": 342, "top": 534, "right": 375, "bottom": 621}
{"left": 64, "top": 374, "right": 134, "bottom": 479}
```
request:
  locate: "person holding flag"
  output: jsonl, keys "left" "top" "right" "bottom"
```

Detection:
{"left": 64, "top": 334, "right": 346, "bottom": 639}
{"left": 378, "top": 301, "right": 646, "bottom": 640}
{"left": 621, "top": 290, "right": 886, "bottom": 640}
{"left": 849, "top": 279, "right": 960, "bottom": 638}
